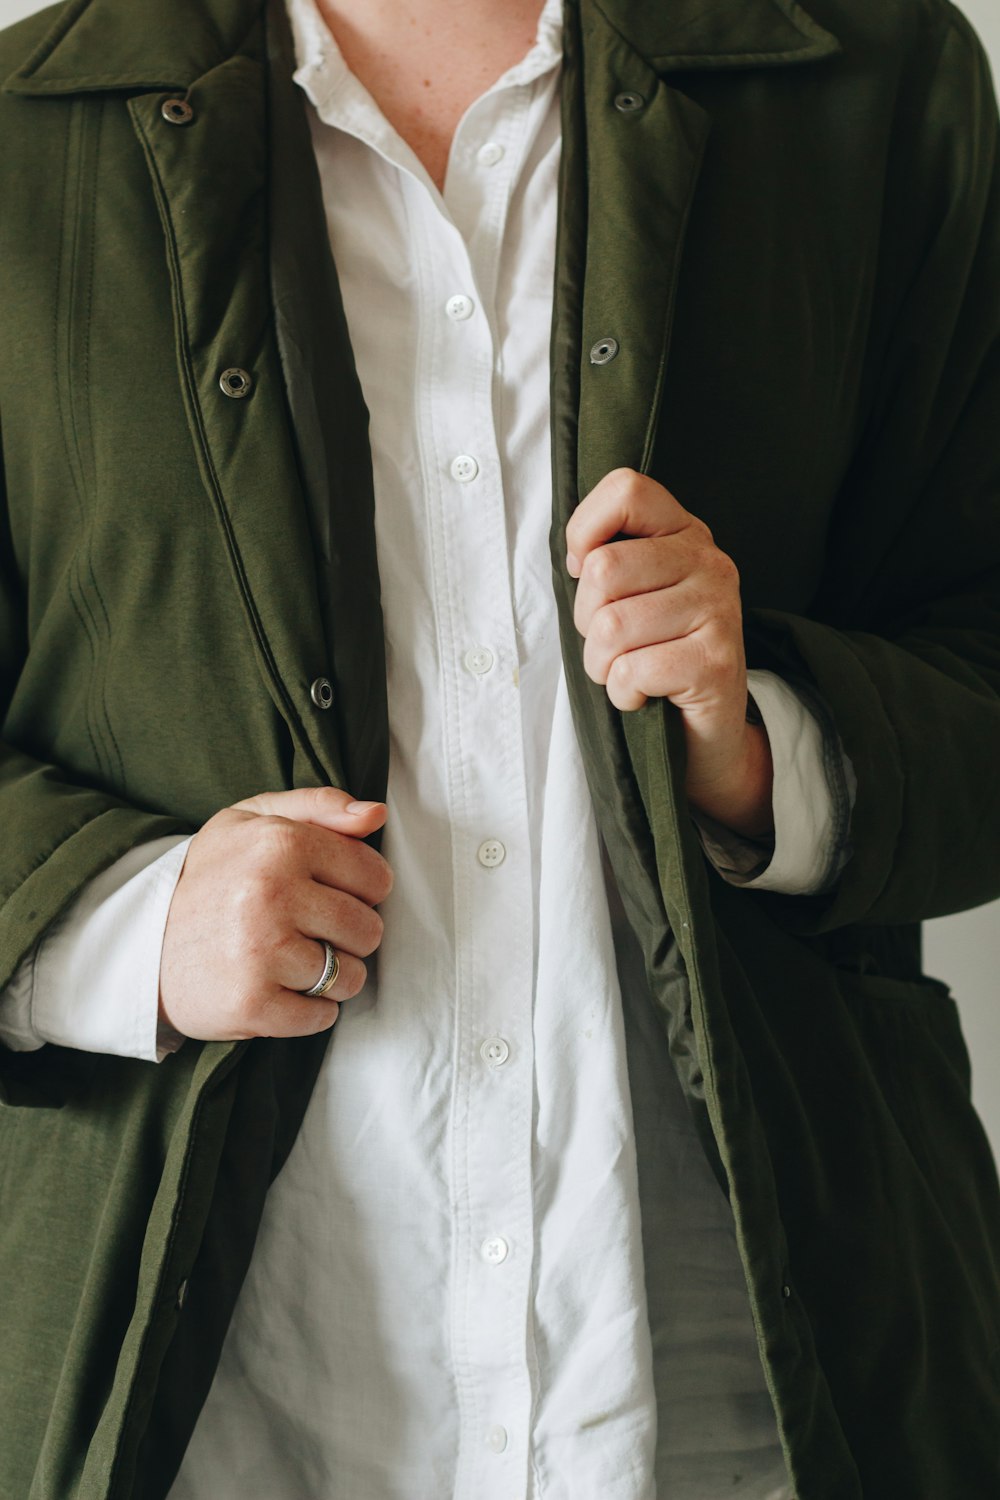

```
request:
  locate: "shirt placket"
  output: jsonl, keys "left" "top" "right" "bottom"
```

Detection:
{"left": 404, "top": 82, "right": 544, "bottom": 1500}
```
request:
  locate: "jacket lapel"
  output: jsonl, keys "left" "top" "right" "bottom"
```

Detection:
{"left": 572, "top": 13, "right": 714, "bottom": 500}
{"left": 558, "top": 0, "right": 843, "bottom": 508}
{"left": 549, "top": 0, "right": 843, "bottom": 1168}
{"left": 264, "top": 0, "right": 389, "bottom": 802}
{"left": 126, "top": 54, "right": 355, "bottom": 792}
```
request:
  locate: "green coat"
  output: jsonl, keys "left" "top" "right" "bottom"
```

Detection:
{"left": 1, "top": 0, "right": 999, "bottom": 1493}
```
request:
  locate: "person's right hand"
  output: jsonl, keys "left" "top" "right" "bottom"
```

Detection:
{"left": 158, "top": 787, "right": 392, "bottom": 1043}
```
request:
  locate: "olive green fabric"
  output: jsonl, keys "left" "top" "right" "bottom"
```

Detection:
{"left": 0, "top": 0, "right": 998, "bottom": 1495}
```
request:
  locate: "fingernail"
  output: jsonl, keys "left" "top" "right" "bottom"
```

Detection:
{"left": 566, "top": 551, "right": 580, "bottom": 576}
{"left": 346, "top": 799, "right": 381, "bottom": 814}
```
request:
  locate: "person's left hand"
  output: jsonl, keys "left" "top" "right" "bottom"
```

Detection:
{"left": 566, "top": 467, "right": 774, "bottom": 840}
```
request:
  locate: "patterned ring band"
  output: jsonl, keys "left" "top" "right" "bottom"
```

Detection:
{"left": 300, "top": 940, "right": 341, "bottom": 998}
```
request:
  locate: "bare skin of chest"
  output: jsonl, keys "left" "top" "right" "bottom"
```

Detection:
{"left": 314, "top": 0, "right": 544, "bottom": 190}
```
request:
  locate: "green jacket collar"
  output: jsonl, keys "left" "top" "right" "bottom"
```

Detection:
{"left": 4, "top": 0, "right": 840, "bottom": 95}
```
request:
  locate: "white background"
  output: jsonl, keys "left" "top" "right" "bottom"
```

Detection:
{"left": 0, "top": 0, "right": 998, "bottom": 1154}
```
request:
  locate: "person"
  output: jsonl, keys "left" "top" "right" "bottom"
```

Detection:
{"left": 0, "top": 0, "right": 998, "bottom": 1495}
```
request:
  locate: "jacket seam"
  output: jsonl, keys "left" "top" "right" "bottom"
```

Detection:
{"left": 126, "top": 98, "right": 328, "bottom": 789}
{"left": 76, "top": 95, "right": 127, "bottom": 789}
{"left": 52, "top": 105, "right": 106, "bottom": 779}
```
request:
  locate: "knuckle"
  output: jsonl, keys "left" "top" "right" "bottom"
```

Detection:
{"left": 592, "top": 602, "right": 622, "bottom": 649}
{"left": 586, "top": 545, "right": 618, "bottom": 594}
{"left": 712, "top": 546, "right": 739, "bottom": 585}
{"left": 254, "top": 816, "right": 300, "bottom": 866}
{"left": 368, "top": 853, "right": 394, "bottom": 901}
{"left": 315, "top": 785, "right": 349, "bottom": 814}
{"left": 344, "top": 959, "right": 368, "bottom": 999}
{"left": 609, "top": 651, "right": 635, "bottom": 688}
{"left": 301, "top": 1002, "right": 340, "bottom": 1038}
{"left": 607, "top": 465, "right": 639, "bottom": 497}
{"left": 306, "top": 999, "right": 341, "bottom": 1034}
{"left": 355, "top": 909, "right": 384, "bottom": 957}
{"left": 230, "top": 986, "right": 269, "bottom": 1035}
{"left": 271, "top": 928, "right": 301, "bottom": 966}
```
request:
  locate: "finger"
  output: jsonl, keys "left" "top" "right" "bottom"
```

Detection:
{"left": 296, "top": 880, "right": 385, "bottom": 959}
{"left": 274, "top": 930, "right": 369, "bottom": 1000}
{"left": 565, "top": 468, "right": 693, "bottom": 576}
{"left": 572, "top": 534, "right": 704, "bottom": 635}
{"left": 233, "top": 785, "right": 387, "bottom": 837}
{"left": 294, "top": 825, "right": 394, "bottom": 906}
{"left": 254, "top": 989, "right": 344, "bottom": 1040}
{"left": 582, "top": 583, "right": 703, "bottom": 685}
{"left": 604, "top": 630, "right": 740, "bottom": 714}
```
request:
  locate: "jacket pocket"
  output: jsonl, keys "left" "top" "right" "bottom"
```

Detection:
{"left": 836, "top": 965, "right": 1000, "bottom": 1344}
{"left": 834, "top": 966, "right": 972, "bottom": 1113}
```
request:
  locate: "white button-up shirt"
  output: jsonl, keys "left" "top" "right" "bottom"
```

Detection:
{"left": 0, "top": 1, "right": 855, "bottom": 1495}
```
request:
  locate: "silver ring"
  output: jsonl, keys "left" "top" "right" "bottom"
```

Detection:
{"left": 301, "top": 940, "right": 340, "bottom": 997}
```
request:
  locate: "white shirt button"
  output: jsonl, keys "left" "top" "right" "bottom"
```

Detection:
{"left": 450, "top": 453, "right": 479, "bottom": 483}
{"left": 486, "top": 1425, "right": 508, "bottom": 1454}
{"left": 463, "top": 646, "right": 494, "bottom": 676}
{"left": 477, "top": 839, "right": 506, "bottom": 869}
{"left": 445, "top": 293, "right": 475, "bottom": 321}
{"left": 481, "top": 1235, "right": 509, "bottom": 1265}
{"left": 477, "top": 141, "right": 505, "bottom": 167}
{"left": 480, "top": 1036, "right": 510, "bottom": 1068}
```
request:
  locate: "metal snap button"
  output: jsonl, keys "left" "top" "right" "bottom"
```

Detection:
{"left": 161, "top": 97, "right": 195, "bottom": 126}
{"left": 614, "top": 90, "right": 646, "bottom": 114}
{"left": 589, "top": 336, "right": 619, "bottom": 366}
{"left": 310, "top": 677, "right": 334, "bottom": 709}
{"left": 219, "top": 367, "right": 253, "bottom": 399}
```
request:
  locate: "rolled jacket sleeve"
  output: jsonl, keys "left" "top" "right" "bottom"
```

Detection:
{"left": 690, "top": 668, "right": 856, "bottom": 896}
{"left": 0, "top": 834, "right": 191, "bottom": 1063}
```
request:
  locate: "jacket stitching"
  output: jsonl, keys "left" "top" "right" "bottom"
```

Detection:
{"left": 51, "top": 109, "right": 106, "bottom": 779}
{"left": 126, "top": 97, "right": 328, "bottom": 789}
{"left": 78, "top": 96, "right": 127, "bottom": 789}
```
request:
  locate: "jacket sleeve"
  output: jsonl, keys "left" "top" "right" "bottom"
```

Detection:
{"left": 690, "top": 670, "right": 857, "bottom": 895}
{"left": 0, "top": 467, "right": 191, "bottom": 1010}
{"left": 0, "top": 837, "right": 190, "bottom": 1062}
{"left": 743, "top": 2, "right": 1000, "bottom": 934}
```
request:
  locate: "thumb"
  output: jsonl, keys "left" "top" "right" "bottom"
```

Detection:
{"left": 232, "top": 785, "right": 387, "bottom": 835}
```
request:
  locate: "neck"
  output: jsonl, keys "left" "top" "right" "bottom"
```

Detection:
{"left": 314, "top": 0, "right": 547, "bottom": 190}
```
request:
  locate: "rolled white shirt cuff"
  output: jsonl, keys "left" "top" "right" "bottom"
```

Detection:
{"left": 691, "top": 668, "right": 856, "bottom": 897}
{"left": 0, "top": 835, "right": 192, "bottom": 1063}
